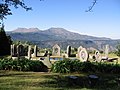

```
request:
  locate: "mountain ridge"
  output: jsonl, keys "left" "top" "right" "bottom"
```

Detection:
{"left": 8, "top": 27, "right": 111, "bottom": 41}
{"left": 6, "top": 27, "right": 120, "bottom": 51}
{"left": 11, "top": 28, "right": 40, "bottom": 33}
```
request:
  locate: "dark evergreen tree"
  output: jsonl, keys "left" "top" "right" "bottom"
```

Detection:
{"left": 0, "top": 25, "right": 12, "bottom": 56}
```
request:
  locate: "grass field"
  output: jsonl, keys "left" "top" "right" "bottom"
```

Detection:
{"left": 0, "top": 71, "right": 120, "bottom": 90}
{"left": 0, "top": 53, "right": 120, "bottom": 90}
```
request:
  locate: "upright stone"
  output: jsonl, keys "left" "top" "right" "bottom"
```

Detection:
{"left": 17, "top": 45, "right": 24, "bottom": 57}
{"left": 17, "top": 45, "right": 19, "bottom": 57}
{"left": 33, "top": 45, "right": 37, "bottom": 57}
{"left": 11, "top": 44, "right": 14, "bottom": 56}
{"left": 79, "top": 48, "right": 89, "bottom": 62}
{"left": 28, "top": 46, "right": 31, "bottom": 59}
{"left": 11, "top": 44, "right": 17, "bottom": 57}
{"left": 77, "top": 46, "right": 83, "bottom": 58}
{"left": 105, "top": 44, "right": 109, "bottom": 58}
{"left": 95, "top": 50, "right": 101, "bottom": 62}
{"left": 67, "top": 45, "right": 71, "bottom": 57}
{"left": 52, "top": 44, "right": 60, "bottom": 56}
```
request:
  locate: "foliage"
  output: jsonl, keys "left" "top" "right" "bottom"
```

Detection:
{"left": 0, "top": 0, "right": 97, "bottom": 21}
{"left": 13, "top": 40, "right": 34, "bottom": 46}
{"left": 51, "top": 59, "right": 120, "bottom": 74}
{"left": 116, "top": 44, "right": 120, "bottom": 57}
{"left": 0, "top": 26, "right": 12, "bottom": 56}
{"left": 0, "top": 57, "right": 48, "bottom": 72}
{"left": 0, "top": 0, "right": 32, "bottom": 21}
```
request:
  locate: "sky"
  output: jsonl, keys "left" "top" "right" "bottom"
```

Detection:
{"left": 3, "top": 0, "right": 120, "bottom": 39}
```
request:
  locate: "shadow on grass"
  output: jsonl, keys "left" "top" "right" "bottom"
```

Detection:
{"left": 1, "top": 71, "right": 120, "bottom": 90}
{"left": 0, "top": 70, "right": 34, "bottom": 77}
{"left": 38, "top": 74, "right": 120, "bottom": 90}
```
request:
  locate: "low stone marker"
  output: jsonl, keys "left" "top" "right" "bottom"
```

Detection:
{"left": 88, "top": 74, "right": 99, "bottom": 87}
{"left": 41, "top": 54, "right": 52, "bottom": 68}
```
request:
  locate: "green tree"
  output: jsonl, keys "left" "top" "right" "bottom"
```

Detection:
{"left": 0, "top": 25, "right": 12, "bottom": 56}
{"left": 0, "top": 0, "right": 32, "bottom": 21}
{"left": 116, "top": 44, "right": 120, "bottom": 57}
{"left": 0, "top": 0, "right": 97, "bottom": 22}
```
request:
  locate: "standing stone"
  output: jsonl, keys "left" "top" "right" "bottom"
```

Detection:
{"left": 11, "top": 44, "right": 17, "bottom": 57}
{"left": 17, "top": 45, "right": 24, "bottom": 57}
{"left": 79, "top": 48, "right": 89, "bottom": 62}
{"left": 77, "top": 46, "right": 83, "bottom": 58}
{"left": 67, "top": 45, "right": 71, "bottom": 57}
{"left": 52, "top": 44, "right": 60, "bottom": 56}
{"left": 95, "top": 50, "right": 101, "bottom": 62}
{"left": 11, "top": 44, "right": 14, "bottom": 56}
{"left": 33, "top": 45, "right": 37, "bottom": 57}
{"left": 105, "top": 44, "right": 109, "bottom": 58}
{"left": 17, "top": 45, "right": 19, "bottom": 57}
{"left": 28, "top": 46, "right": 31, "bottom": 59}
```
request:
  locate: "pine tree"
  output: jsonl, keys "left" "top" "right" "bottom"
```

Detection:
{"left": 0, "top": 25, "right": 12, "bottom": 56}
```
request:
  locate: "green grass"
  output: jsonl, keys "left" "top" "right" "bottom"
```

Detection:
{"left": 0, "top": 71, "right": 120, "bottom": 90}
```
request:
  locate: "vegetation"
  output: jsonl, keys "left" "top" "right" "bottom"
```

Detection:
{"left": 0, "top": 71, "right": 120, "bottom": 90}
{"left": 0, "top": 26, "right": 12, "bottom": 56}
{"left": 116, "top": 44, "right": 120, "bottom": 57}
{"left": 51, "top": 59, "right": 120, "bottom": 74}
{"left": 0, "top": 0, "right": 32, "bottom": 21}
{"left": 0, "top": 53, "right": 120, "bottom": 89}
{"left": 8, "top": 28, "right": 118, "bottom": 50}
{"left": 0, "top": 0, "right": 96, "bottom": 21}
{"left": 0, "top": 57, "right": 48, "bottom": 72}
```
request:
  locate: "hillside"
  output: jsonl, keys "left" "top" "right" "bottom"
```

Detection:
{"left": 7, "top": 27, "right": 111, "bottom": 41}
{"left": 7, "top": 27, "right": 119, "bottom": 51}
{"left": 11, "top": 28, "right": 40, "bottom": 33}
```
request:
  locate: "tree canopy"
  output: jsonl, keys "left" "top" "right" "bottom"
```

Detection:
{"left": 0, "top": 0, "right": 31, "bottom": 22}
{"left": 0, "top": 0, "right": 97, "bottom": 23}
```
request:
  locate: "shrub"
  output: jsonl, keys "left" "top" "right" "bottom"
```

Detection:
{"left": 51, "top": 59, "right": 82, "bottom": 73}
{"left": 51, "top": 59, "right": 120, "bottom": 74}
{"left": 0, "top": 57, "right": 48, "bottom": 72}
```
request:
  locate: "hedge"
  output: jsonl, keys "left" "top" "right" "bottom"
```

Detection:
{"left": 51, "top": 59, "right": 120, "bottom": 73}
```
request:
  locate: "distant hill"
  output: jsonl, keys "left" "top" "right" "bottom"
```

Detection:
{"left": 11, "top": 28, "right": 40, "bottom": 33}
{"left": 7, "top": 27, "right": 111, "bottom": 41}
{"left": 7, "top": 27, "right": 120, "bottom": 51}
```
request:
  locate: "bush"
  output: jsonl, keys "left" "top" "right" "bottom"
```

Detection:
{"left": 51, "top": 59, "right": 120, "bottom": 74}
{"left": 0, "top": 57, "right": 48, "bottom": 72}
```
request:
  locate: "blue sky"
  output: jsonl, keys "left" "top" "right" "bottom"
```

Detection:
{"left": 3, "top": 0, "right": 120, "bottom": 39}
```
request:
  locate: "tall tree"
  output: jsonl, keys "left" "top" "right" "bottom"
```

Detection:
{"left": 0, "top": 25, "right": 12, "bottom": 56}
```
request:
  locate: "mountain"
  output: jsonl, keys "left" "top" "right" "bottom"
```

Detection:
{"left": 11, "top": 28, "right": 40, "bottom": 33}
{"left": 7, "top": 27, "right": 111, "bottom": 41}
{"left": 41, "top": 28, "right": 111, "bottom": 40}
{"left": 7, "top": 27, "right": 119, "bottom": 51}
